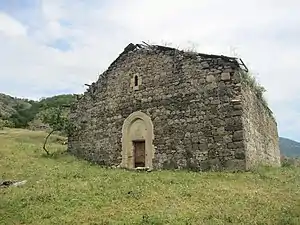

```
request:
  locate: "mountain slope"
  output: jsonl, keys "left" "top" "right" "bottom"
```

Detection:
{"left": 0, "top": 93, "right": 32, "bottom": 119}
{"left": 0, "top": 93, "right": 77, "bottom": 129}
{"left": 279, "top": 137, "right": 300, "bottom": 157}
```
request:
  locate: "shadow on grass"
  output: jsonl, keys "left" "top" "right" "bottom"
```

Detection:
{"left": 249, "top": 165, "right": 281, "bottom": 179}
{"left": 40, "top": 149, "right": 69, "bottom": 159}
{"left": 278, "top": 204, "right": 300, "bottom": 225}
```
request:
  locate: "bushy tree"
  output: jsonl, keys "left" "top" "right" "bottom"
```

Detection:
{"left": 39, "top": 106, "right": 73, "bottom": 155}
{"left": 7, "top": 94, "right": 77, "bottom": 129}
{"left": 0, "top": 119, "right": 4, "bottom": 130}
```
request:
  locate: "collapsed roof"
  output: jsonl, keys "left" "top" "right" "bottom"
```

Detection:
{"left": 112, "top": 42, "right": 248, "bottom": 72}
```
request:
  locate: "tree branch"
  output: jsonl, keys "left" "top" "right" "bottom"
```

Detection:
{"left": 43, "top": 129, "right": 56, "bottom": 155}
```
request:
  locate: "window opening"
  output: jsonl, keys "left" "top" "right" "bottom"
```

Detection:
{"left": 134, "top": 75, "right": 138, "bottom": 86}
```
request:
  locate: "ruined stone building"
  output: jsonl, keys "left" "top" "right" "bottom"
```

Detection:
{"left": 67, "top": 43, "right": 281, "bottom": 171}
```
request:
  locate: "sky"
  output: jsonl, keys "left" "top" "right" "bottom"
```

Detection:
{"left": 0, "top": 0, "right": 299, "bottom": 141}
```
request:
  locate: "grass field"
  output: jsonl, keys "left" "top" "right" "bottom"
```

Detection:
{"left": 1, "top": 128, "right": 300, "bottom": 225}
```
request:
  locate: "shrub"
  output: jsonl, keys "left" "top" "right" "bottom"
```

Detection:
{"left": 0, "top": 119, "right": 3, "bottom": 130}
{"left": 281, "top": 156, "right": 300, "bottom": 167}
{"left": 240, "top": 71, "right": 273, "bottom": 117}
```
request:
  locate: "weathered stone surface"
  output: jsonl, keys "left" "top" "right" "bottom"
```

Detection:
{"left": 206, "top": 75, "right": 215, "bottom": 83}
{"left": 233, "top": 131, "right": 244, "bottom": 141}
{"left": 221, "top": 72, "right": 231, "bottom": 81}
{"left": 241, "top": 85, "right": 281, "bottom": 169}
{"left": 67, "top": 43, "right": 280, "bottom": 172}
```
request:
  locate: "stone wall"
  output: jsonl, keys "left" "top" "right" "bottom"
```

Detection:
{"left": 68, "top": 46, "right": 245, "bottom": 171}
{"left": 68, "top": 44, "right": 279, "bottom": 171}
{"left": 241, "top": 85, "right": 281, "bottom": 168}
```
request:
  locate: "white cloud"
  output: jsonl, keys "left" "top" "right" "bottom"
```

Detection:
{"left": 0, "top": 0, "right": 300, "bottom": 141}
{"left": 0, "top": 13, "right": 27, "bottom": 36}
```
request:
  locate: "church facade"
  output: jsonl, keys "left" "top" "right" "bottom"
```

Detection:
{"left": 67, "top": 43, "right": 281, "bottom": 171}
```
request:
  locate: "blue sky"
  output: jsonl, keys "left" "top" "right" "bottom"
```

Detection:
{"left": 0, "top": 0, "right": 300, "bottom": 141}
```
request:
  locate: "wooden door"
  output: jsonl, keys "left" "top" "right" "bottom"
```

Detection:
{"left": 133, "top": 141, "right": 145, "bottom": 167}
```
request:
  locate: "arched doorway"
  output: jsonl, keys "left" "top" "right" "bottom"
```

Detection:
{"left": 120, "top": 111, "right": 155, "bottom": 169}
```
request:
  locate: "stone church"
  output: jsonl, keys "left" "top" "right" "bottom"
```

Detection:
{"left": 67, "top": 43, "right": 281, "bottom": 171}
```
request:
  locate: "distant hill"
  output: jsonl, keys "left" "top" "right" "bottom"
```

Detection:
{"left": 0, "top": 93, "right": 32, "bottom": 118}
{"left": 0, "top": 93, "right": 77, "bottom": 129}
{"left": 279, "top": 137, "right": 300, "bottom": 157}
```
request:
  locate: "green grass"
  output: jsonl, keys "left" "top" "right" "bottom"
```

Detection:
{"left": 1, "top": 128, "right": 300, "bottom": 225}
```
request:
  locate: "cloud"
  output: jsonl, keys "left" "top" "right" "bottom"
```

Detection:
{"left": 0, "top": 13, "right": 27, "bottom": 36}
{"left": 0, "top": 0, "right": 299, "bottom": 141}
{"left": 47, "top": 38, "right": 72, "bottom": 51}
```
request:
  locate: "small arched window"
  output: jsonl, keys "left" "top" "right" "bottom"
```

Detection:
{"left": 134, "top": 75, "right": 138, "bottom": 87}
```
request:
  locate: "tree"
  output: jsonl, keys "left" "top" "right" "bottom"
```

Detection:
{"left": 40, "top": 106, "right": 73, "bottom": 155}
{"left": 9, "top": 102, "right": 40, "bottom": 128}
{"left": 0, "top": 119, "right": 4, "bottom": 130}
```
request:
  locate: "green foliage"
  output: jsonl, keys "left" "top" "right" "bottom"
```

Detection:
{"left": 1, "top": 129, "right": 300, "bottom": 224}
{"left": 38, "top": 94, "right": 76, "bottom": 110}
{"left": 0, "top": 93, "right": 77, "bottom": 155}
{"left": 240, "top": 71, "right": 273, "bottom": 117}
{"left": 0, "top": 119, "right": 14, "bottom": 128}
{"left": 281, "top": 156, "right": 300, "bottom": 168}
{"left": 9, "top": 102, "right": 40, "bottom": 128}
{"left": 0, "top": 93, "right": 32, "bottom": 119}
{"left": 39, "top": 106, "right": 72, "bottom": 135}
{"left": 0, "top": 93, "right": 77, "bottom": 129}
{"left": 38, "top": 104, "right": 74, "bottom": 155}
{"left": 240, "top": 71, "right": 266, "bottom": 98}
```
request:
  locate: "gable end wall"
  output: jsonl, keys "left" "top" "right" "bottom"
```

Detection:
{"left": 67, "top": 47, "right": 279, "bottom": 171}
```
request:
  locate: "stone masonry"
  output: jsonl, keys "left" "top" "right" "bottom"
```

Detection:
{"left": 67, "top": 43, "right": 281, "bottom": 171}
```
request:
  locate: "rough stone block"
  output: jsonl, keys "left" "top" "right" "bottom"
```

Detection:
{"left": 224, "top": 160, "right": 246, "bottom": 171}
{"left": 221, "top": 72, "right": 231, "bottom": 81}
{"left": 233, "top": 130, "right": 244, "bottom": 141}
{"left": 206, "top": 75, "right": 215, "bottom": 83}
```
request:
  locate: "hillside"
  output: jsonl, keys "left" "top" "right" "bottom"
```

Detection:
{"left": 1, "top": 128, "right": 300, "bottom": 224}
{"left": 0, "top": 93, "right": 32, "bottom": 124}
{"left": 0, "top": 93, "right": 77, "bottom": 129}
{"left": 0, "top": 93, "right": 32, "bottom": 117}
{"left": 279, "top": 137, "right": 300, "bottom": 157}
